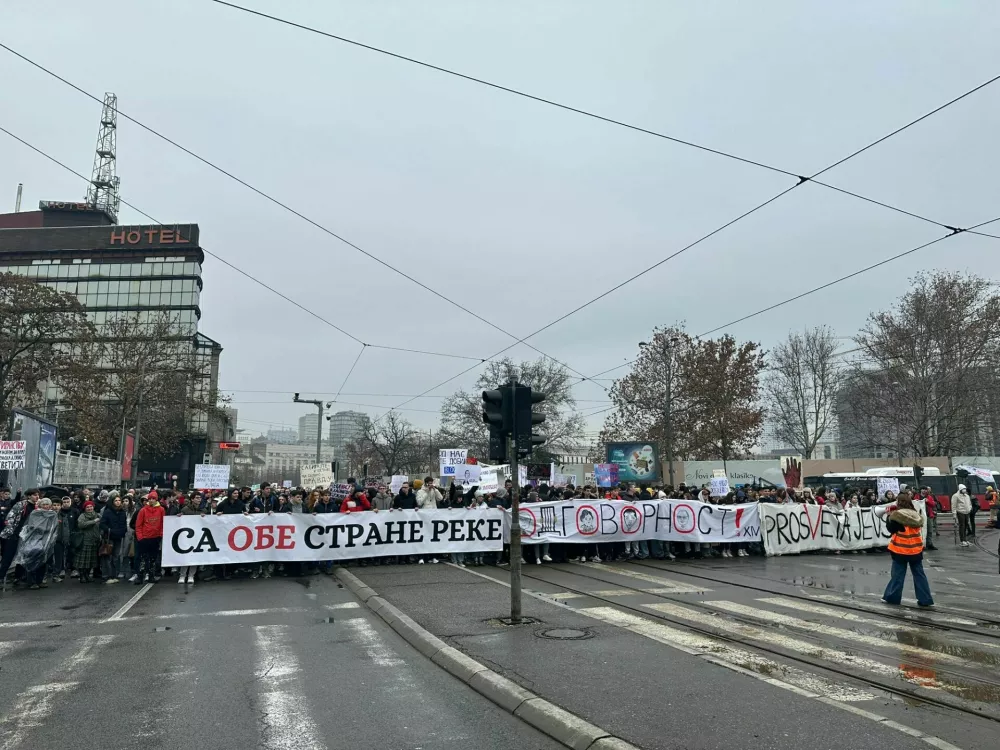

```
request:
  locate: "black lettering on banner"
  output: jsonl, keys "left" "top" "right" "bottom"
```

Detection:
{"left": 560, "top": 505, "right": 575, "bottom": 536}
{"left": 716, "top": 507, "right": 731, "bottom": 535}
{"left": 487, "top": 518, "right": 503, "bottom": 540}
{"left": 171, "top": 528, "right": 195, "bottom": 554}
{"left": 600, "top": 502, "right": 619, "bottom": 535}
{"left": 640, "top": 502, "right": 658, "bottom": 533}
{"left": 304, "top": 525, "right": 325, "bottom": 549}
{"left": 539, "top": 505, "right": 559, "bottom": 534}
{"left": 193, "top": 528, "right": 219, "bottom": 552}
{"left": 406, "top": 520, "right": 424, "bottom": 543}
{"left": 384, "top": 521, "right": 406, "bottom": 544}
{"left": 775, "top": 511, "right": 792, "bottom": 545}
{"left": 345, "top": 524, "right": 364, "bottom": 547}
{"left": 449, "top": 519, "right": 465, "bottom": 541}
{"left": 431, "top": 519, "right": 448, "bottom": 542}
{"left": 466, "top": 518, "right": 487, "bottom": 541}
{"left": 820, "top": 511, "right": 834, "bottom": 539}
{"left": 697, "top": 505, "right": 712, "bottom": 534}
{"left": 658, "top": 502, "right": 673, "bottom": 534}
{"left": 742, "top": 524, "right": 760, "bottom": 538}
{"left": 363, "top": 524, "right": 385, "bottom": 546}
{"left": 861, "top": 510, "right": 874, "bottom": 540}
{"left": 326, "top": 525, "right": 345, "bottom": 548}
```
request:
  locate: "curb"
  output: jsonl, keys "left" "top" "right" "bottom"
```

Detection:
{"left": 335, "top": 567, "right": 640, "bottom": 750}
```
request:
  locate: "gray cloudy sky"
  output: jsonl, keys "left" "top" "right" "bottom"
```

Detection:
{"left": 3, "top": 1, "right": 999, "bottom": 442}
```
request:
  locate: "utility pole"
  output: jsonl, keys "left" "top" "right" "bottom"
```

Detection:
{"left": 293, "top": 394, "right": 324, "bottom": 463}
{"left": 664, "top": 336, "right": 677, "bottom": 488}
{"left": 508, "top": 384, "right": 523, "bottom": 623}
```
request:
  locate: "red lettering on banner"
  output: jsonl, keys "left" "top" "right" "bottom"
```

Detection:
{"left": 255, "top": 526, "right": 275, "bottom": 550}
{"left": 803, "top": 505, "right": 822, "bottom": 539}
{"left": 228, "top": 526, "right": 253, "bottom": 551}
{"left": 276, "top": 526, "right": 295, "bottom": 549}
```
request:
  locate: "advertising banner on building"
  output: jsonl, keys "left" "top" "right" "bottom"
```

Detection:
{"left": 606, "top": 443, "right": 659, "bottom": 482}
{"left": 161, "top": 508, "right": 504, "bottom": 566}
{"left": 760, "top": 501, "right": 926, "bottom": 556}
{"left": 506, "top": 499, "right": 760, "bottom": 545}
{"left": 684, "top": 460, "right": 784, "bottom": 488}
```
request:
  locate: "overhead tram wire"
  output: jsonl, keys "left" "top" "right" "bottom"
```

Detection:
{"left": 384, "top": 73, "right": 1000, "bottom": 416}
{"left": 0, "top": 124, "right": 484, "bottom": 365}
{"left": 208, "top": 0, "right": 1000, "bottom": 241}
{"left": 0, "top": 43, "right": 595, "bottom": 387}
{"left": 330, "top": 344, "right": 367, "bottom": 406}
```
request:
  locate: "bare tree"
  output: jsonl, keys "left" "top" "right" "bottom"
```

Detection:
{"left": 439, "top": 357, "right": 586, "bottom": 460}
{"left": 60, "top": 311, "right": 224, "bottom": 458}
{"left": 0, "top": 272, "right": 94, "bottom": 419}
{"left": 764, "top": 326, "right": 842, "bottom": 458}
{"left": 351, "top": 411, "right": 423, "bottom": 476}
{"left": 839, "top": 270, "right": 1000, "bottom": 457}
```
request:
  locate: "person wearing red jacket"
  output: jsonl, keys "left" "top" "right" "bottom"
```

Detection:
{"left": 340, "top": 488, "right": 371, "bottom": 514}
{"left": 134, "top": 495, "right": 166, "bottom": 584}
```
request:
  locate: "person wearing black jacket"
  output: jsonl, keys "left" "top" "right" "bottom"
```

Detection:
{"left": 214, "top": 489, "right": 247, "bottom": 580}
{"left": 99, "top": 495, "right": 128, "bottom": 583}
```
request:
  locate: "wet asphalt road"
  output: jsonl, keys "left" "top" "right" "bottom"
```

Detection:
{"left": 1, "top": 528, "right": 997, "bottom": 750}
{"left": 0, "top": 572, "right": 562, "bottom": 750}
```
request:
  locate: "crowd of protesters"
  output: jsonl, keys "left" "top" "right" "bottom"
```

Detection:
{"left": 0, "top": 475, "right": 990, "bottom": 591}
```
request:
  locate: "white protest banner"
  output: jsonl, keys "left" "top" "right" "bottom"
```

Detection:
{"left": 162, "top": 508, "right": 504, "bottom": 566}
{"left": 282, "top": 480, "right": 293, "bottom": 489}
{"left": 330, "top": 483, "right": 353, "bottom": 500}
{"left": 479, "top": 469, "right": 499, "bottom": 493}
{"left": 956, "top": 465, "right": 995, "bottom": 483}
{"left": 453, "top": 464, "right": 481, "bottom": 487}
{"left": 518, "top": 464, "right": 528, "bottom": 486}
{"left": 301, "top": 463, "right": 334, "bottom": 488}
{"left": 876, "top": 477, "right": 900, "bottom": 497}
{"left": 439, "top": 448, "right": 467, "bottom": 476}
{"left": 194, "top": 463, "right": 230, "bottom": 490}
{"left": 760, "top": 500, "right": 926, "bottom": 556}
{"left": 709, "top": 477, "right": 731, "bottom": 497}
{"left": 390, "top": 475, "right": 408, "bottom": 494}
{"left": 504, "top": 499, "right": 760, "bottom": 545}
{"left": 0, "top": 440, "right": 27, "bottom": 470}
{"left": 712, "top": 469, "right": 727, "bottom": 479}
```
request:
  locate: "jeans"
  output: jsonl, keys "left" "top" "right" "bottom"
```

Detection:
{"left": 883, "top": 554, "right": 933, "bottom": 606}
{"left": 101, "top": 537, "right": 124, "bottom": 579}
{"left": 451, "top": 552, "right": 466, "bottom": 565}
{"left": 956, "top": 513, "right": 969, "bottom": 543}
{"left": 136, "top": 538, "right": 161, "bottom": 577}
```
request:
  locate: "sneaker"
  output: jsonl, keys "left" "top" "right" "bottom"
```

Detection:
{"left": 418, "top": 559, "right": 425, "bottom": 565}
{"left": 535, "top": 559, "right": 541, "bottom": 565}
{"left": 186, "top": 575, "right": 195, "bottom": 585}
{"left": 69, "top": 570, "right": 79, "bottom": 578}
{"left": 250, "top": 571, "right": 259, "bottom": 579}
{"left": 542, "top": 555, "right": 552, "bottom": 562}
{"left": 590, "top": 556, "right": 601, "bottom": 563}
{"left": 107, "top": 578, "right": 118, "bottom": 585}
{"left": 667, "top": 553, "right": 677, "bottom": 561}
{"left": 178, "top": 576, "right": 186, "bottom": 584}
{"left": 29, "top": 584, "right": 40, "bottom": 590}
{"left": 721, "top": 550, "right": 730, "bottom": 558}
{"left": 430, "top": 558, "right": 439, "bottom": 564}
{"left": 961, "top": 541, "right": 970, "bottom": 547}
{"left": 38, "top": 581, "right": 49, "bottom": 588}
{"left": 152, "top": 575, "right": 161, "bottom": 583}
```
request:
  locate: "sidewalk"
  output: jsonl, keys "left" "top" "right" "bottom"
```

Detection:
{"left": 347, "top": 563, "right": 932, "bottom": 750}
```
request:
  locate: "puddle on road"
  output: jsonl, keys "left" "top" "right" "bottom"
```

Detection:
{"left": 895, "top": 631, "right": 1000, "bottom": 667}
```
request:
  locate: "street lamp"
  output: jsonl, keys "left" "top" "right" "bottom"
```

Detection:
{"left": 639, "top": 335, "right": 679, "bottom": 488}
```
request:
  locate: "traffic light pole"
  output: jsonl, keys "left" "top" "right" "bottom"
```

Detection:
{"left": 508, "top": 383, "right": 523, "bottom": 623}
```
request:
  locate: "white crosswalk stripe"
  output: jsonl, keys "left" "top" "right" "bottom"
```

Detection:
{"left": 642, "top": 601, "right": 947, "bottom": 689}
{"left": 707, "top": 600, "right": 969, "bottom": 665}
{"left": 253, "top": 625, "right": 326, "bottom": 750}
{"left": 0, "top": 634, "right": 115, "bottom": 750}
{"left": 569, "top": 561, "right": 710, "bottom": 593}
{"left": 580, "top": 606, "right": 876, "bottom": 701}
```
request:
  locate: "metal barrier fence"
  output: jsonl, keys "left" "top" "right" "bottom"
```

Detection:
{"left": 53, "top": 450, "right": 122, "bottom": 487}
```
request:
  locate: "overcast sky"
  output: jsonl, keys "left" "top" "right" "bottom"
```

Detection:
{"left": 3, "top": 1, "right": 999, "bottom": 443}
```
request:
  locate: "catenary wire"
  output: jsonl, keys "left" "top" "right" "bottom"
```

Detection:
{"left": 206, "top": 0, "right": 999, "bottom": 239}
{"left": 0, "top": 42, "right": 595, "bottom": 385}
{"left": 0, "top": 124, "right": 486, "bottom": 364}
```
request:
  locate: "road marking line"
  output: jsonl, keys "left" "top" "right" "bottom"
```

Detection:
{"left": 104, "top": 583, "right": 153, "bottom": 621}
{"left": 808, "top": 593, "right": 987, "bottom": 625}
{"left": 568, "top": 562, "right": 710, "bottom": 593}
{"left": 0, "top": 620, "right": 64, "bottom": 629}
{"left": 325, "top": 602, "right": 360, "bottom": 610}
{"left": 253, "top": 625, "right": 325, "bottom": 750}
{"left": 644, "top": 601, "right": 941, "bottom": 686}
{"left": 707, "top": 600, "right": 968, "bottom": 665}
{"left": 448, "top": 563, "right": 957, "bottom": 750}
{"left": 0, "top": 635, "right": 114, "bottom": 750}
{"left": 759, "top": 597, "right": 931, "bottom": 634}
{"left": 0, "top": 641, "right": 24, "bottom": 658}
{"left": 580, "top": 606, "right": 875, "bottom": 702}
{"left": 341, "top": 617, "right": 405, "bottom": 667}
{"left": 945, "top": 577, "right": 966, "bottom": 587}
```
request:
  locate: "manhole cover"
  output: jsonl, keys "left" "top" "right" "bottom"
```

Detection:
{"left": 536, "top": 627, "right": 592, "bottom": 641}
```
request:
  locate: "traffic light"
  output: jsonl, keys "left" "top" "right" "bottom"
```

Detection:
{"left": 482, "top": 388, "right": 513, "bottom": 462}
{"left": 514, "top": 385, "right": 547, "bottom": 457}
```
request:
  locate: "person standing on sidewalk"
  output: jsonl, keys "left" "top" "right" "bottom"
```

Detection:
{"left": 881, "top": 493, "right": 934, "bottom": 608}
{"left": 951, "top": 484, "right": 973, "bottom": 547}
{"left": 74, "top": 501, "right": 101, "bottom": 583}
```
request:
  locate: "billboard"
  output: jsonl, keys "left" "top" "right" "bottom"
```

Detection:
{"left": 7, "top": 409, "right": 58, "bottom": 492}
{"left": 684, "top": 460, "right": 784, "bottom": 488}
{"left": 606, "top": 442, "right": 660, "bottom": 482}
